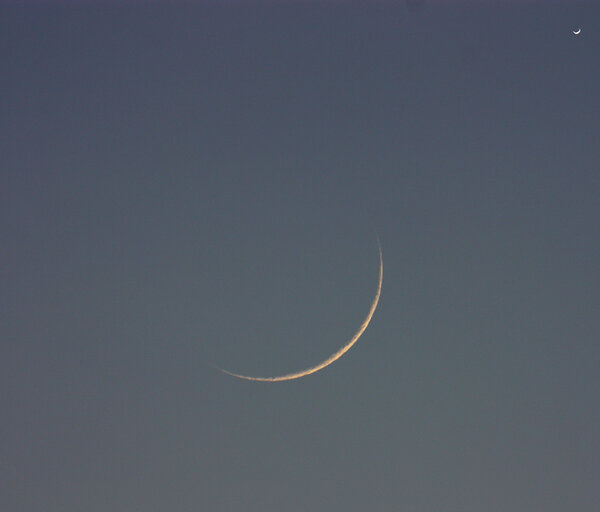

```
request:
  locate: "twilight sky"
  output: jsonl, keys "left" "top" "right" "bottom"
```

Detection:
{"left": 2, "top": 2, "right": 599, "bottom": 511}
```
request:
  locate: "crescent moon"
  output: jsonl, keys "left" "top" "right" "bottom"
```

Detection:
{"left": 573, "top": 28, "right": 581, "bottom": 35}
{"left": 217, "top": 240, "right": 383, "bottom": 382}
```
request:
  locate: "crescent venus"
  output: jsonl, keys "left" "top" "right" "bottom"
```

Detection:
{"left": 218, "top": 240, "right": 383, "bottom": 382}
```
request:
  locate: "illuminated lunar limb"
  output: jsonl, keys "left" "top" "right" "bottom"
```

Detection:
{"left": 218, "top": 240, "right": 383, "bottom": 382}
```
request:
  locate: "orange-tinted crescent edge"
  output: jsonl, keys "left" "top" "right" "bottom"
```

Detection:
{"left": 217, "top": 240, "right": 382, "bottom": 382}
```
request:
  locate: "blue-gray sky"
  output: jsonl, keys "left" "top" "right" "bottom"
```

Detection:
{"left": 2, "top": 2, "right": 599, "bottom": 510}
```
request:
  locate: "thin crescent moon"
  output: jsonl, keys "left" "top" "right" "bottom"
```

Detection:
{"left": 573, "top": 28, "right": 581, "bottom": 35}
{"left": 217, "top": 240, "right": 383, "bottom": 382}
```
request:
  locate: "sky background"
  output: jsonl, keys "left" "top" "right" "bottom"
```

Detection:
{"left": 2, "top": 1, "right": 599, "bottom": 511}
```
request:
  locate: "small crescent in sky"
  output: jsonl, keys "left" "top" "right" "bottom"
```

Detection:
{"left": 217, "top": 240, "right": 383, "bottom": 382}
{"left": 573, "top": 28, "right": 581, "bottom": 35}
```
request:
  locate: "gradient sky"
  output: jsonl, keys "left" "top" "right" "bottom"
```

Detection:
{"left": 2, "top": 2, "right": 599, "bottom": 511}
